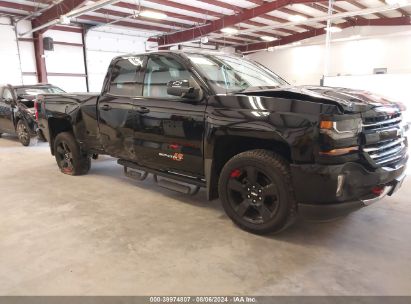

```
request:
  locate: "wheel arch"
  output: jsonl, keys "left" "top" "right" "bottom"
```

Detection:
{"left": 205, "top": 135, "right": 292, "bottom": 201}
{"left": 48, "top": 117, "right": 74, "bottom": 155}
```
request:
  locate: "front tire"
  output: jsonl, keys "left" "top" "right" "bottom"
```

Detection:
{"left": 54, "top": 132, "right": 91, "bottom": 175}
{"left": 17, "top": 120, "right": 36, "bottom": 146}
{"left": 218, "top": 149, "right": 297, "bottom": 235}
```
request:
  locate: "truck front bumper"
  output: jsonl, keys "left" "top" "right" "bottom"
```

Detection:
{"left": 290, "top": 157, "right": 408, "bottom": 220}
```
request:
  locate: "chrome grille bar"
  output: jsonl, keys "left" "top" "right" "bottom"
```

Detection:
{"left": 369, "top": 143, "right": 405, "bottom": 159}
{"left": 363, "top": 138, "right": 405, "bottom": 153}
{"left": 362, "top": 116, "right": 402, "bottom": 128}
{"left": 362, "top": 111, "right": 405, "bottom": 166}
{"left": 376, "top": 153, "right": 405, "bottom": 165}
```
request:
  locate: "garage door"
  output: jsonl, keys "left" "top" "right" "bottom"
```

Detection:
{"left": 85, "top": 27, "right": 150, "bottom": 92}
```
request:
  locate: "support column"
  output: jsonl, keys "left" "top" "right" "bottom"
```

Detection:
{"left": 323, "top": 0, "right": 334, "bottom": 82}
{"left": 33, "top": 30, "right": 47, "bottom": 83}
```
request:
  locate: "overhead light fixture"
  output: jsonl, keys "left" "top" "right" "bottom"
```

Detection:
{"left": 221, "top": 27, "right": 238, "bottom": 35}
{"left": 350, "top": 34, "right": 361, "bottom": 39}
{"left": 267, "top": 47, "right": 275, "bottom": 51}
{"left": 261, "top": 36, "right": 278, "bottom": 42}
{"left": 288, "top": 15, "right": 307, "bottom": 22}
{"left": 291, "top": 41, "right": 301, "bottom": 46}
{"left": 200, "top": 36, "right": 209, "bottom": 44}
{"left": 140, "top": 11, "right": 167, "bottom": 19}
{"left": 325, "top": 26, "right": 342, "bottom": 33}
{"left": 59, "top": 15, "right": 71, "bottom": 25}
{"left": 385, "top": 0, "right": 407, "bottom": 5}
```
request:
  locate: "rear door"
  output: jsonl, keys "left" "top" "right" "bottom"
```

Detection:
{"left": 132, "top": 54, "right": 206, "bottom": 177}
{"left": 0, "top": 86, "right": 16, "bottom": 133}
{"left": 97, "top": 55, "right": 146, "bottom": 160}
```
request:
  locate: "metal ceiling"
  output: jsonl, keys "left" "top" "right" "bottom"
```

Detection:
{"left": 0, "top": 0, "right": 410, "bottom": 52}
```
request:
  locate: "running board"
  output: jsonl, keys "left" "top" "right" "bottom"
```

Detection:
{"left": 153, "top": 175, "right": 200, "bottom": 195}
{"left": 124, "top": 166, "right": 148, "bottom": 181}
{"left": 118, "top": 159, "right": 205, "bottom": 195}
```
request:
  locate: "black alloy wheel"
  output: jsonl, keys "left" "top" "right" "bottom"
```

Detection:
{"left": 55, "top": 141, "right": 74, "bottom": 174}
{"left": 219, "top": 150, "right": 296, "bottom": 234}
{"left": 227, "top": 166, "right": 280, "bottom": 225}
{"left": 53, "top": 132, "right": 91, "bottom": 176}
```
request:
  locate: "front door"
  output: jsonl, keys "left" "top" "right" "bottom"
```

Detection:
{"left": 0, "top": 87, "right": 16, "bottom": 133}
{"left": 133, "top": 54, "right": 206, "bottom": 177}
{"left": 97, "top": 55, "right": 146, "bottom": 160}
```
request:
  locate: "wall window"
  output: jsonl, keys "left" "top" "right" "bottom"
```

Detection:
{"left": 143, "top": 56, "right": 194, "bottom": 99}
{"left": 108, "top": 56, "right": 144, "bottom": 96}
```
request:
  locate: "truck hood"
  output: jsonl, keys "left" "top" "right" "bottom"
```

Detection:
{"left": 240, "top": 85, "right": 401, "bottom": 113}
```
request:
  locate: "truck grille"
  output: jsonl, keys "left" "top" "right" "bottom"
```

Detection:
{"left": 362, "top": 113, "right": 406, "bottom": 167}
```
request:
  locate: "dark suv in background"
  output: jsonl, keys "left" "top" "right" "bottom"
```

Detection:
{"left": 0, "top": 84, "right": 64, "bottom": 146}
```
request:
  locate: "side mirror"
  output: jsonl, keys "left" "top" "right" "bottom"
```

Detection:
{"left": 167, "top": 80, "right": 200, "bottom": 100}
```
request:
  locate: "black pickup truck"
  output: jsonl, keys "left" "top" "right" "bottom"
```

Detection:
{"left": 0, "top": 84, "right": 64, "bottom": 146}
{"left": 36, "top": 51, "right": 408, "bottom": 234}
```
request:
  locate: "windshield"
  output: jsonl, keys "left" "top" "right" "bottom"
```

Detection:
{"left": 186, "top": 53, "right": 288, "bottom": 94}
{"left": 16, "top": 86, "right": 65, "bottom": 97}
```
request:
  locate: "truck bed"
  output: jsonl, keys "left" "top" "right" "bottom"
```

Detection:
{"left": 37, "top": 93, "right": 100, "bottom": 149}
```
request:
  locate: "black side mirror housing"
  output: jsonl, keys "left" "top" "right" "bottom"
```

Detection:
{"left": 167, "top": 80, "right": 200, "bottom": 100}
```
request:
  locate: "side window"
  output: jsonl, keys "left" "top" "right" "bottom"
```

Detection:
{"left": 2, "top": 88, "right": 13, "bottom": 100}
{"left": 143, "top": 56, "right": 196, "bottom": 99}
{"left": 108, "top": 56, "right": 144, "bottom": 96}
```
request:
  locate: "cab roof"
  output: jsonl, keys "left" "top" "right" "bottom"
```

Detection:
{"left": 112, "top": 50, "right": 243, "bottom": 61}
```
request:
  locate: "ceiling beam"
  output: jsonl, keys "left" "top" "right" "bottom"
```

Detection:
{"left": 77, "top": 14, "right": 174, "bottom": 32}
{"left": 0, "top": 9, "right": 26, "bottom": 17}
{"left": 376, "top": 0, "right": 409, "bottom": 16}
{"left": 32, "top": 0, "right": 87, "bottom": 32}
{"left": 243, "top": 18, "right": 299, "bottom": 34}
{"left": 146, "top": 0, "right": 224, "bottom": 18}
{"left": 308, "top": 2, "right": 366, "bottom": 23}
{"left": 0, "top": 1, "right": 41, "bottom": 13}
{"left": 348, "top": 0, "right": 386, "bottom": 19}
{"left": 157, "top": 0, "right": 332, "bottom": 46}
{"left": 279, "top": 6, "right": 326, "bottom": 27}
{"left": 114, "top": 1, "right": 207, "bottom": 25}
{"left": 237, "top": 16, "right": 411, "bottom": 52}
{"left": 95, "top": 7, "right": 192, "bottom": 29}
{"left": 258, "top": 13, "right": 313, "bottom": 31}
{"left": 93, "top": 3, "right": 278, "bottom": 43}
{"left": 355, "top": 15, "right": 411, "bottom": 26}
{"left": 200, "top": 0, "right": 244, "bottom": 13}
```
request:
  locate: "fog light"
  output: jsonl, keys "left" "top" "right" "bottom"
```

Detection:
{"left": 336, "top": 174, "right": 345, "bottom": 197}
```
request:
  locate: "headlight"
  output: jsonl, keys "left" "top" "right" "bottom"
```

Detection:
{"left": 320, "top": 118, "right": 362, "bottom": 140}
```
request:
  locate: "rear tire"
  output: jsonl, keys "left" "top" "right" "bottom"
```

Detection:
{"left": 17, "top": 120, "right": 36, "bottom": 146}
{"left": 54, "top": 132, "right": 91, "bottom": 176}
{"left": 218, "top": 149, "right": 297, "bottom": 235}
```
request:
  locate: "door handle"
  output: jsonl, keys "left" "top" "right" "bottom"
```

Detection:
{"left": 136, "top": 107, "right": 150, "bottom": 114}
{"left": 100, "top": 104, "right": 112, "bottom": 111}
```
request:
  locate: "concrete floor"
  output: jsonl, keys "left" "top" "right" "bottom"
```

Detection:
{"left": 0, "top": 134, "right": 411, "bottom": 296}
